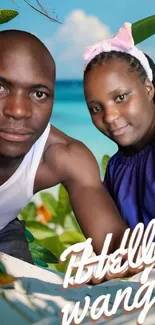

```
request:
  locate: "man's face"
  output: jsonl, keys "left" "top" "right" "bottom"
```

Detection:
{"left": 0, "top": 44, "right": 55, "bottom": 158}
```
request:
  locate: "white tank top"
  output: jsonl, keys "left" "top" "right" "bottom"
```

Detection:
{"left": 0, "top": 123, "right": 51, "bottom": 230}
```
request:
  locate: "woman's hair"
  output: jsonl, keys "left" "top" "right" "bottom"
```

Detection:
{"left": 84, "top": 51, "right": 155, "bottom": 102}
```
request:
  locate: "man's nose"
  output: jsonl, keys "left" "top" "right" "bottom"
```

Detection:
{"left": 104, "top": 105, "right": 120, "bottom": 124}
{"left": 3, "top": 94, "right": 32, "bottom": 120}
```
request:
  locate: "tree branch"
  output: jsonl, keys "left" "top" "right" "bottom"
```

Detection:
{"left": 11, "top": 0, "right": 62, "bottom": 24}
{"left": 36, "top": 0, "right": 48, "bottom": 15}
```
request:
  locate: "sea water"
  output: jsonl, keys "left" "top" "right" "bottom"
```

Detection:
{"left": 35, "top": 80, "right": 118, "bottom": 201}
{"left": 52, "top": 80, "right": 117, "bottom": 168}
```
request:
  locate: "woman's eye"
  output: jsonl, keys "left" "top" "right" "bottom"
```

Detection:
{"left": 116, "top": 94, "right": 127, "bottom": 103}
{"left": 33, "top": 91, "right": 47, "bottom": 100}
{"left": 92, "top": 105, "right": 101, "bottom": 114}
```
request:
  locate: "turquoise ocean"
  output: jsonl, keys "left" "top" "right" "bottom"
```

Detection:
{"left": 34, "top": 80, "right": 118, "bottom": 199}
{"left": 51, "top": 80, "right": 118, "bottom": 170}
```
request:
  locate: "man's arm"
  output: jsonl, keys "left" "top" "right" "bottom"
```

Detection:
{"left": 43, "top": 138, "right": 145, "bottom": 280}
{"left": 61, "top": 141, "right": 127, "bottom": 255}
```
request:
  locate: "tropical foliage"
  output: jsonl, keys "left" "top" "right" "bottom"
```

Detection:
{"left": 19, "top": 184, "right": 86, "bottom": 272}
{"left": 132, "top": 15, "right": 155, "bottom": 44}
{"left": 0, "top": 10, "right": 18, "bottom": 24}
{"left": 17, "top": 155, "right": 110, "bottom": 272}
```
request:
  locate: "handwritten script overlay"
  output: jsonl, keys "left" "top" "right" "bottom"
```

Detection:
{"left": 60, "top": 220, "right": 155, "bottom": 325}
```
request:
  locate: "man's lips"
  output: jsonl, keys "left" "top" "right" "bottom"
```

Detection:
{"left": 0, "top": 128, "right": 34, "bottom": 142}
{"left": 109, "top": 124, "right": 129, "bottom": 137}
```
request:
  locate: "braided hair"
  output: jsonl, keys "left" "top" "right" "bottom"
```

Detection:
{"left": 84, "top": 51, "right": 155, "bottom": 102}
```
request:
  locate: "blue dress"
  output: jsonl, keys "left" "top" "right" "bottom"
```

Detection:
{"left": 103, "top": 140, "right": 155, "bottom": 229}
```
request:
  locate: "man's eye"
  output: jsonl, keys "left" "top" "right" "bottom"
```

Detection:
{"left": 33, "top": 91, "right": 47, "bottom": 100}
{"left": 116, "top": 94, "right": 127, "bottom": 103}
{"left": 92, "top": 105, "right": 101, "bottom": 114}
{"left": 0, "top": 85, "right": 6, "bottom": 93}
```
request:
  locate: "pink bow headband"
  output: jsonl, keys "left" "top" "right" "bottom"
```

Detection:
{"left": 83, "top": 22, "right": 153, "bottom": 81}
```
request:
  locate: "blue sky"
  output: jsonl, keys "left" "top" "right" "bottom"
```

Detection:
{"left": 1, "top": 0, "right": 155, "bottom": 78}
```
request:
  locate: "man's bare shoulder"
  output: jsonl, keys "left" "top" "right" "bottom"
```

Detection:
{"left": 46, "top": 124, "right": 76, "bottom": 148}
{"left": 44, "top": 125, "right": 94, "bottom": 167}
{"left": 35, "top": 125, "right": 95, "bottom": 192}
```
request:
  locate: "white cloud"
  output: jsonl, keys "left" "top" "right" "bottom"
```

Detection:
{"left": 54, "top": 10, "right": 112, "bottom": 61}
{"left": 44, "top": 10, "right": 112, "bottom": 78}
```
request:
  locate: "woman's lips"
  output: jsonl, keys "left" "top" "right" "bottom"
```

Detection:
{"left": 110, "top": 124, "right": 129, "bottom": 137}
{"left": 0, "top": 131, "right": 32, "bottom": 142}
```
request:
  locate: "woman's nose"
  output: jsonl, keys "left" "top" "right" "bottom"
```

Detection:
{"left": 104, "top": 105, "right": 120, "bottom": 124}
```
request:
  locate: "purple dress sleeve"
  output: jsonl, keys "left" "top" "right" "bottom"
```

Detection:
{"left": 102, "top": 141, "right": 155, "bottom": 229}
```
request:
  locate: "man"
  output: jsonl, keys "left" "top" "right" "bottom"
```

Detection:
{"left": 0, "top": 30, "right": 127, "bottom": 263}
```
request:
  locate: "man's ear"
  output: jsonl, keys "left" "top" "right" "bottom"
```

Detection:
{"left": 145, "top": 78, "right": 155, "bottom": 101}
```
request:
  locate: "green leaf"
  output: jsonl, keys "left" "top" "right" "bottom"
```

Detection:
{"left": 56, "top": 185, "right": 72, "bottom": 221}
{"left": 40, "top": 192, "right": 57, "bottom": 217}
{"left": 64, "top": 213, "right": 82, "bottom": 233}
{"left": 29, "top": 241, "right": 58, "bottom": 263}
{"left": 36, "top": 236, "right": 65, "bottom": 258}
{"left": 101, "top": 155, "right": 110, "bottom": 175}
{"left": 59, "top": 230, "right": 86, "bottom": 246}
{"left": 26, "top": 221, "right": 56, "bottom": 240}
{"left": 20, "top": 202, "right": 37, "bottom": 221}
{"left": 0, "top": 261, "right": 6, "bottom": 274}
{"left": 48, "top": 259, "right": 70, "bottom": 274}
{"left": 25, "top": 228, "right": 34, "bottom": 242}
{"left": 132, "top": 15, "right": 155, "bottom": 44}
{"left": 33, "top": 259, "right": 48, "bottom": 267}
{"left": 0, "top": 10, "right": 18, "bottom": 24}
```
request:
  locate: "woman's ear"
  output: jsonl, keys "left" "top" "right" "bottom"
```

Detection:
{"left": 145, "top": 78, "right": 155, "bottom": 101}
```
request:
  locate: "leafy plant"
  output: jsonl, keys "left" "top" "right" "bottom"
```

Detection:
{"left": 19, "top": 156, "right": 112, "bottom": 273}
{"left": 20, "top": 202, "right": 37, "bottom": 221}
{"left": 29, "top": 241, "right": 58, "bottom": 264}
{"left": 132, "top": 15, "right": 155, "bottom": 44}
{"left": 0, "top": 9, "right": 18, "bottom": 24}
{"left": 19, "top": 184, "right": 86, "bottom": 272}
{"left": 101, "top": 155, "right": 110, "bottom": 175}
{"left": 25, "top": 222, "right": 58, "bottom": 267}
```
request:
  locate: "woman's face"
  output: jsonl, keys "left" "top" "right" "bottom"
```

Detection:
{"left": 84, "top": 59, "right": 155, "bottom": 149}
